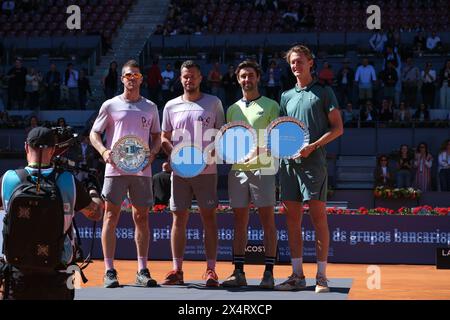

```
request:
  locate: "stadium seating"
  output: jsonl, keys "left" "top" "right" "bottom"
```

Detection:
{"left": 161, "top": 0, "right": 449, "bottom": 35}
{"left": 0, "top": 0, "right": 135, "bottom": 43}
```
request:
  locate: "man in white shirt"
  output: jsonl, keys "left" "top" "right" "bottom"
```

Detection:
{"left": 355, "top": 58, "right": 377, "bottom": 106}
{"left": 426, "top": 31, "right": 442, "bottom": 52}
{"left": 160, "top": 63, "right": 174, "bottom": 105}
{"left": 63, "top": 63, "right": 79, "bottom": 108}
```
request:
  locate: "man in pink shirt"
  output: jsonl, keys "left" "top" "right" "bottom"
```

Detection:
{"left": 90, "top": 60, "right": 161, "bottom": 288}
{"left": 161, "top": 60, "right": 224, "bottom": 287}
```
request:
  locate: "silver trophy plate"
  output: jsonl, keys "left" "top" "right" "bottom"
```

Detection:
{"left": 266, "top": 116, "right": 310, "bottom": 159}
{"left": 111, "top": 135, "right": 150, "bottom": 174}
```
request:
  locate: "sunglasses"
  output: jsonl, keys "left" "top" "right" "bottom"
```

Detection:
{"left": 122, "top": 72, "right": 142, "bottom": 80}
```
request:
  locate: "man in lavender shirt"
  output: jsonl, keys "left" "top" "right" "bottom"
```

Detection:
{"left": 161, "top": 60, "right": 224, "bottom": 287}
{"left": 90, "top": 60, "right": 161, "bottom": 288}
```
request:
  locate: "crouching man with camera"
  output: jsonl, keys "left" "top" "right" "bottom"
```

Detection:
{"left": 0, "top": 126, "right": 104, "bottom": 300}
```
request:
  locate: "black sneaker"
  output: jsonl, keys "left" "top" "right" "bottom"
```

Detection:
{"left": 104, "top": 269, "right": 120, "bottom": 288}
{"left": 136, "top": 268, "right": 158, "bottom": 287}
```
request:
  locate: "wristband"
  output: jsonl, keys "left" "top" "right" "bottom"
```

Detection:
{"left": 101, "top": 149, "right": 108, "bottom": 157}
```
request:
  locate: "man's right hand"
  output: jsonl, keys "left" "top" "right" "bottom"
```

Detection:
{"left": 102, "top": 149, "right": 114, "bottom": 164}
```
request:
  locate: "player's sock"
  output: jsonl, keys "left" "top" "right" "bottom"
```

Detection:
{"left": 172, "top": 257, "right": 183, "bottom": 271}
{"left": 264, "top": 256, "right": 276, "bottom": 274}
{"left": 233, "top": 255, "right": 245, "bottom": 272}
{"left": 292, "top": 258, "right": 304, "bottom": 276}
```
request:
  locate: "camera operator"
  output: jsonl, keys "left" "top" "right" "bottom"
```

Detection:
{"left": 65, "top": 132, "right": 104, "bottom": 184}
{"left": 0, "top": 126, "right": 104, "bottom": 300}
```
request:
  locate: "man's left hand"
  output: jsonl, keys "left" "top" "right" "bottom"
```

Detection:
{"left": 297, "top": 143, "right": 318, "bottom": 159}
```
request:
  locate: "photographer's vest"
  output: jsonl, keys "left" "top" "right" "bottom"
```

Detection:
{"left": 1, "top": 167, "right": 77, "bottom": 265}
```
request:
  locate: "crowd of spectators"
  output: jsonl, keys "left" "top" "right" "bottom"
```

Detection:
{"left": 374, "top": 139, "right": 450, "bottom": 192}
{"left": 0, "top": 58, "right": 92, "bottom": 110}
{"left": 154, "top": 0, "right": 315, "bottom": 36}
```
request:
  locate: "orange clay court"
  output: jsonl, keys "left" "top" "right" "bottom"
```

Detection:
{"left": 81, "top": 260, "right": 450, "bottom": 300}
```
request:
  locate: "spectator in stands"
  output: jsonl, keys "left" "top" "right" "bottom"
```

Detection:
{"left": 438, "top": 139, "right": 450, "bottom": 191}
{"left": 300, "top": 5, "right": 314, "bottom": 29}
{"left": 383, "top": 46, "right": 400, "bottom": 70}
{"left": 426, "top": 31, "right": 442, "bottom": 53}
{"left": 103, "top": 61, "right": 118, "bottom": 100}
{"left": 264, "top": 60, "right": 282, "bottom": 102}
{"left": 154, "top": 25, "right": 164, "bottom": 35}
{"left": 413, "top": 103, "right": 430, "bottom": 123}
{"left": 374, "top": 155, "right": 394, "bottom": 188}
{"left": 421, "top": 62, "right": 437, "bottom": 109}
{"left": 378, "top": 99, "right": 394, "bottom": 122}
{"left": 355, "top": 58, "right": 377, "bottom": 107}
{"left": 207, "top": 62, "right": 222, "bottom": 97}
{"left": 25, "top": 67, "right": 41, "bottom": 110}
{"left": 341, "top": 102, "right": 356, "bottom": 127}
{"left": 172, "top": 60, "right": 184, "bottom": 98}
{"left": 6, "top": 58, "right": 27, "bottom": 110}
{"left": 414, "top": 142, "right": 433, "bottom": 192}
{"left": 383, "top": 46, "right": 402, "bottom": 107}
{"left": 282, "top": 3, "right": 300, "bottom": 32}
{"left": 336, "top": 59, "right": 354, "bottom": 106}
{"left": 57, "top": 117, "right": 67, "bottom": 128}
{"left": 413, "top": 31, "right": 426, "bottom": 55}
{"left": 318, "top": 61, "right": 334, "bottom": 87}
{"left": 394, "top": 101, "right": 412, "bottom": 123}
{"left": 152, "top": 161, "right": 172, "bottom": 206}
{"left": 438, "top": 60, "right": 450, "bottom": 110}
{"left": 63, "top": 63, "right": 79, "bottom": 108}
{"left": 222, "top": 64, "right": 239, "bottom": 107}
{"left": 369, "top": 29, "right": 387, "bottom": 53}
{"left": 385, "top": 27, "right": 397, "bottom": 49}
{"left": 25, "top": 115, "right": 38, "bottom": 135}
{"left": 396, "top": 144, "right": 413, "bottom": 188}
{"left": 161, "top": 63, "right": 175, "bottom": 105}
{"left": 256, "top": 47, "right": 269, "bottom": 73}
{"left": 1, "top": 0, "right": 15, "bottom": 16}
{"left": 401, "top": 58, "right": 420, "bottom": 109}
{"left": 379, "top": 61, "right": 398, "bottom": 103}
{"left": 78, "top": 69, "right": 92, "bottom": 110}
{"left": 146, "top": 59, "right": 163, "bottom": 107}
{"left": 359, "top": 100, "right": 377, "bottom": 123}
{"left": 44, "top": 64, "right": 61, "bottom": 110}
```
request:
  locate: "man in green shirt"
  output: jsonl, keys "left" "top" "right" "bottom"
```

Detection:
{"left": 275, "top": 45, "right": 343, "bottom": 293}
{"left": 221, "top": 60, "right": 280, "bottom": 289}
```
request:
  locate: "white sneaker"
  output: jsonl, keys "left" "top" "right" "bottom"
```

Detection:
{"left": 315, "top": 274, "right": 330, "bottom": 293}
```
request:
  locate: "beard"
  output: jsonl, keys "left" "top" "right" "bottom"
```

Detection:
{"left": 242, "top": 83, "right": 255, "bottom": 91}
{"left": 184, "top": 84, "right": 199, "bottom": 93}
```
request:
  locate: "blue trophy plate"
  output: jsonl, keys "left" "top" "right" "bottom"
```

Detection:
{"left": 266, "top": 116, "right": 309, "bottom": 159}
{"left": 215, "top": 121, "right": 257, "bottom": 164}
{"left": 170, "top": 144, "right": 207, "bottom": 178}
